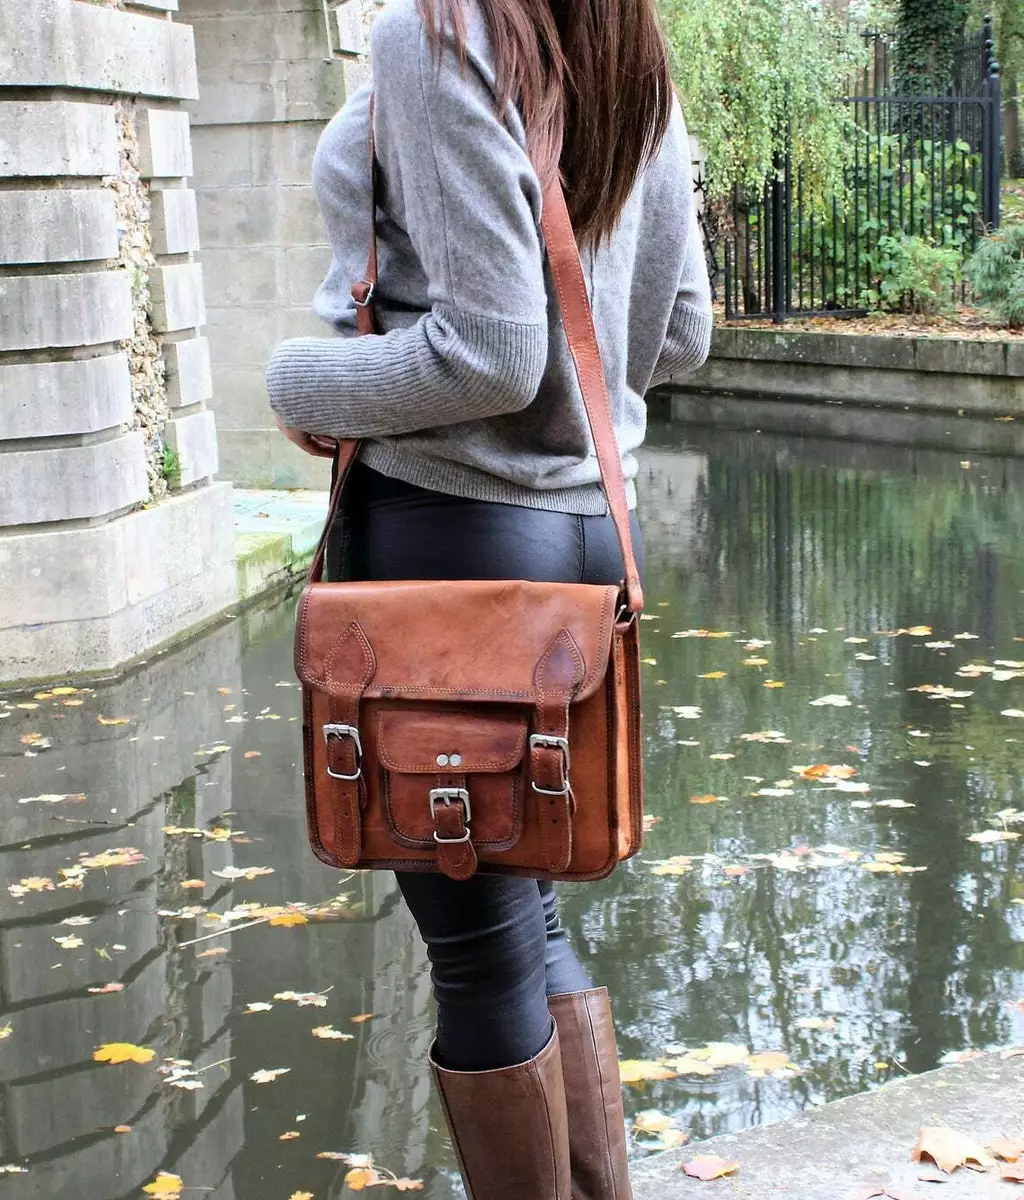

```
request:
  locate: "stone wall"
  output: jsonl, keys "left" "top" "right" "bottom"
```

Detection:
{"left": 179, "top": 0, "right": 380, "bottom": 489}
{"left": 0, "top": 0, "right": 236, "bottom": 685}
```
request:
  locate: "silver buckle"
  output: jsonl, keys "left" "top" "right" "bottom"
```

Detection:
{"left": 353, "top": 280, "right": 375, "bottom": 307}
{"left": 323, "top": 723, "right": 362, "bottom": 781}
{"left": 429, "top": 788, "right": 472, "bottom": 844}
{"left": 529, "top": 734, "right": 571, "bottom": 796}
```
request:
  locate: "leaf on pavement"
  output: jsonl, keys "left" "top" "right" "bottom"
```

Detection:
{"left": 93, "top": 1043, "right": 155, "bottom": 1065}
{"left": 143, "top": 1173, "right": 183, "bottom": 1199}
{"left": 682, "top": 1155, "right": 740, "bottom": 1181}
{"left": 1002, "top": 1162, "right": 1024, "bottom": 1183}
{"left": 986, "top": 1137, "right": 1024, "bottom": 1161}
{"left": 911, "top": 1125, "right": 996, "bottom": 1173}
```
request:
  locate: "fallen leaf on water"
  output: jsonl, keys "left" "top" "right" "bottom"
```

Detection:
{"left": 80, "top": 848, "right": 145, "bottom": 870}
{"left": 143, "top": 1173, "right": 183, "bottom": 1199}
{"left": 903, "top": 626, "right": 934, "bottom": 636}
{"left": 197, "top": 947, "right": 229, "bottom": 959}
{"left": 911, "top": 1125, "right": 996, "bottom": 1174}
{"left": 8, "top": 876, "right": 55, "bottom": 897}
{"left": 1001, "top": 709, "right": 1024, "bottom": 719}
{"left": 723, "top": 865, "right": 751, "bottom": 877}
{"left": 698, "top": 671, "right": 728, "bottom": 680}
{"left": 312, "top": 1026, "right": 354, "bottom": 1041}
{"left": 968, "top": 829, "right": 1020, "bottom": 844}
{"left": 212, "top": 866, "right": 275, "bottom": 881}
{"left": 53, "top": 935, "right": 83, "bottom": 950}
{"left": 795, "top": 764, "right": 857, "bottom": 781}
{"left": 244, "top": 750, "right": 262, "bottom": 759}
{"left": 618, "top": 1060, "right": 678, "bottom": 1084}
{"left": 709, "top": 752, "right": 735, "bottom": 761}
{"left": 763, "top": 680, "right": 786, "bottom": 688}
{"left": 180, "top": 880, "right": 207, "bottom": 890}
{"left": 97, "top": 716, "right": 132, "bottom": 726}
{"left": 810, "top": 694, "right": 851, "bottom": 707}
{"left": 88, "top": 982, "right": 125, "bottom": 995}
{"left": 649, "top": 856, "right": 693, "bottom": 876}
{"left": 670, "top": 1056, "right": 717, "bottom": 1077}
{"left": 682, "top": 1155, "right": 739, "bottom": 1181}
{"left": 0, "top": 1025, "right": 11, "bottom": 1040}
{"left": 747, "top": 1050, "right": 792, "bottom": 1075}
{"left": 274, "top": 991, "right": 328, "bottom": 1008}
{"left": 114, "top": 1125, "right": 132, "bottom": 1134}
{"left": 796, "top": 1017, "right": 836, "bottom": 1031}
{"left": 250, "top": 1068, "right": 290, "bottom": 1083}
{"left": 987, "top": 1137, "right": 1024, "bottom": 1161}
{"left": 93, "top": 1043, "right": 155, "bottom": 1065}
{"left": 280, "top": 1131, "right": 301, "bottom": 1141}
{"left": 344, "top": 1167, "right": 382, "bottom": 1189}
{"left": 742, "top": 657, "right": 769, "bottom": 667}
{"left": 670, "top": 706, "right": 703, "bottom": 720}
{"left": 290, "top": 1194, "right": 314, "bottom": 1200}
{"left": 269, "top": 913, "right": 309, "bottom": 927}
{"left": 642, "top": 814, "right": 662, "bottom": 832}
{"left": 351, "top": 1013, "right": 376, "bottom": 1024}
{"left": 845, "top": 636, "right": 870, "bottom": 644}
{"left": 689, "top": 794, "right": 725, "bottom": 805}
{"left": 18, "top": 792, "right": 86, "bottom": 805}
{"left": 633, "top": 1110, "right": 674, "bottom": 1134}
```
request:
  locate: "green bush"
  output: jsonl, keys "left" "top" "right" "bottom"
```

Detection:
{"left": 963, "top": 224, "right": 1024, "bottom": 328}
{"left": 861, "top": 233, "right": 961, "bottom": 313}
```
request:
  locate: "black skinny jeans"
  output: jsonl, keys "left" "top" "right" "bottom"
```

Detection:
{"left": 330, "top": 463, "right": 644, "bottom": 1072}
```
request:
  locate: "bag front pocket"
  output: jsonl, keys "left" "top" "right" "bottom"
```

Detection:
{"left": 376, "top": 706, "right": 527, "bottom": 851}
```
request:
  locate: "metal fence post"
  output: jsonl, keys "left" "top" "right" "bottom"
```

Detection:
{"left": 771, "top": 153, "right": 786, "bottom": 323}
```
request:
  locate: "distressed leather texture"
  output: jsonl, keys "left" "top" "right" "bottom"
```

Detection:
{"left": 294, "top": 111, "right": 644, "bottom": 881}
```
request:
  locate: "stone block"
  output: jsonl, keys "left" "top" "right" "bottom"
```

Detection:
{"left": 250, "top": 121, "right": 324, "bottom": 187}
{"left": 191, "top": 56, "right": 346, "bottom": 126}
{"left": 334, "top": 1, "right": 367, "bottom": 54}
{"left": 206, "top": 366, "right": 269, "bottom": 430}
{"left": 218, "top": 427, "right": 332, "bottom": 490}
{"left": 164, "top": 336, "right": 213, "bottom": 407}
{"left": 138, "top": 108, "right": 194, "bottom": 179}
{"left": 200, "top": 245, "right": 283, "bottom": 306}
{"left": 0, "top": 189, "right": 119, "bottom": 265}
{"left": 150, "top": 187, "right": 201, "bottom": 255}
{"left": 0, "top": 0, "right": 198, "bottom": 100}
{"left": 204, "top": 305, "right": 281, "bottom": 366}
{"left": 285, "top": 243, "right": 331, "bottom": 305}
{"left": 190, "top": 125, "right": 253, "bottom": 188}
{"left": 163, "top": 409, "right": 219, "bottom": 486}
{"left": 0, "top": 271, "right": 133, "bottom": 352}
{"left": 0, "top": 101, "right": 119, "bottom": 178}
{"left": 0, "top": 484, "right": 237, "bottom": 683}
{"left": 0, "top": 353, "right": 132, "bottom": 440}
{"left": 913, "top": 336, "right": 1009, "bottom": 377}
{"left": 190, "top": 10, "right": 325, "bottom": 67}
{"left": 150, "top": 262, "right": 207, "bottom": 332}
{"left": 0, "top": 432, "right": 148, "bottom": 526}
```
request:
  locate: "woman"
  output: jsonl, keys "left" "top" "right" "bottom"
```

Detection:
{"left": 267, "top": 0, "right": 711, "bottom": 1194}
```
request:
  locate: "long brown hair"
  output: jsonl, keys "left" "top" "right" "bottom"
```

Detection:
{"left": 416, "top": 0, "right": 673, "bottom": 247}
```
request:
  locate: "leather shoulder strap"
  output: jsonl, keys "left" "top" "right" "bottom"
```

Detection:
{"left": 308, "top": 100, "right": 643, "bottom": 614}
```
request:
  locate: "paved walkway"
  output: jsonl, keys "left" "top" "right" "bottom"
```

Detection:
{"left": 632, "top": 1051, "right": 1023, "bottom": 1198}
{"left": 233, "top": 487, "right": 328, "bottom": 601}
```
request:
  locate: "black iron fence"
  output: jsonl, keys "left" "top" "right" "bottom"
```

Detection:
{"left": 723, "top": 21, "right": 1003, "bottom": 322}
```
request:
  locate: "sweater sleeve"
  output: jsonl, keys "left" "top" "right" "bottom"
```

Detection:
{"left": 266, "top": 2, "right": 549, "bottom": 439}
{"left": 648, "top": 109, "right": 713, "bottom": 389}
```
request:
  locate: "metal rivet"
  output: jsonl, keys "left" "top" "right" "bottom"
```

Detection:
{"left": 449, "top": 753, "right": 462, "bottom": 768}
{"left": 436, "top": 754, "right": 449, "bottom": 768}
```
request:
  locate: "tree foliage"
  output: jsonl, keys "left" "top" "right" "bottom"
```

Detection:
{"left": 895, "top": 0, "right": 970, "bottom": 96}
{"left": 658, "top": 0, "right": 867, "bottom": 200}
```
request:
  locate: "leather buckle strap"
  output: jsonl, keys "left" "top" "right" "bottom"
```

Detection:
{"left": 531, "top": 631, "right": 585, "bottom": 873}
{"left": 430, "top": 778, "right": 478, "bottom": 880}
{"left": 529, "top": 734, "right": 570, "bottom": 796}
{"left": 322, "top": 622, "right": 376, "bottom": 867}
{"left": 324, "top": 723, "right": 363, "bottom": 781}
{"left": 429, "top": 788, "right": 472, "bottom": 842}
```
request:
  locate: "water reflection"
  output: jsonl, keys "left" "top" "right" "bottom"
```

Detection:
{"left": 1, "top": 419, "right": 1022, "bottom": 1197}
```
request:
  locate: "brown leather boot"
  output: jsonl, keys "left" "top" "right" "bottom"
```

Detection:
{"left": 429, "top": 1021, "right": 571, "bottom": 1199}
{"left": 549, "top": 988, "right": 632, "bottom": 1199}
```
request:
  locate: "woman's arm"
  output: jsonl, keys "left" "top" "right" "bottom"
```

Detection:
{"left": 266, "top": 2, "right": 549, "bottom": 440}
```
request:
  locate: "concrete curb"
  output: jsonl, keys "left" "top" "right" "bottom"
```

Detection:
{"left": 631, "top": 1050, "right": 1024, "bottom": 1198}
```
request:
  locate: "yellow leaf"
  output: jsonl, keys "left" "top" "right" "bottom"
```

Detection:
{"left": 180, "top": 880, "right": 207, "bottom": 890}
{"left": 250, "top": 1067, "right": 290, "bottom": 1083}
{"left": 705, "top": 1042, "right": 750, "bottom": 1067}
{"left": 641, "top": 657, "right": 657, "bottom": 666}
{"left": 392, "top": 1180, "right": 424, "bottom": 1191}
{"left": 344, "top": 1167, "right": 381, "bottom": 1189}
{"left": 682, "top": 1155, "right": 740, "bottom": 1181}
{"left": 269, "top": 913, "right": 309, "bottom": 927}
{"left": 698, "top": 671, "right": 727, "bottom": 680}
{"left": 312, "top": 1026, "right": 354, "bottom": 1041}
{"left": 143, "top": 1172, "right": 183, "bottom": 1199}
{"left": 795, "top": 1017, "right": 836, "bottom": 1031}
{"left": 114, "top": 1124, "right": 132, "bottom": 1134}
{"left": 279, "top": 1131, "right": 301, "bottom": 1140}
{"left": 904, "top": 625, "right": 933, "bottom": 636}
{"left": 93, "top": 1042, "right": 155, "bottom": 1065}
{"left": 747, "top": 1050, "right": 791, "bottom": 1074}
{"left": 0, "top": 1024, "right": 12, "bottom": 1040}
{"left": 97, "top": 716, "right": 131, "bottom": 726}
{"left": 911, "top": 1125, "right": 996, "bottom": 1174}
{"left": 290, "top": 1194, "right": 315, "bottom": 1200}
{"left": 633, "top": 1110, "right": 673, "bottom": 1134}
{"left": 670, "top": 1057, "right": 717, "bottom": 1076}
{"left": 350, "top": 1013, "right": 376, "bottom": 1024}
{"left": 618, "top": 1060, "right": 677, "bottom": 1084}
{"left": 742, "top": 657, "right": 770, "bottom": 667}
{"left": 764, "top": 680, "right": 786, "bottom": 688}
{"left": 689, "top": 794, "right": 724, "bottom": 805}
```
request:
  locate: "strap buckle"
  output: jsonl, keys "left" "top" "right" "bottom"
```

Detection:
{"left": 353, "top": 280, "right": 375, "bottom": 307}
{"left": 323, "top": 723, "right": 363, "bottom": 781}
{"left": 429, "top": 788, "right": 472, "bottom": 844}
{"left": 529, "top": 734, "right": 571, "bottom": 796}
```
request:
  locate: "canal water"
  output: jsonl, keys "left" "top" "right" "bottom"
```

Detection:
{"left": 2, "top": 419, "right": 1023, "bottom": 1198}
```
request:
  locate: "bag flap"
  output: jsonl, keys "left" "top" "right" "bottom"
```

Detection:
{"left": 378, "top": 708, "right": 527, "bottom": 774}
{"left": 295, "top": 580, "right": 619, "bottom": 704}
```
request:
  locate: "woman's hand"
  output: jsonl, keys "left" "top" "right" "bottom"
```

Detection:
{"left": 274, "top": 414, "right": 337, "bottom": 459}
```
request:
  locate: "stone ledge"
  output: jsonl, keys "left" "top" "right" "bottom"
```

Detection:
{"left": 150, "top": 187, "right": 201, "bottom": 255}
{"left": 707, "top": 326, "right": 1024, "bottom": 377}
{"left": 0, "top": 483, "right": 237, "bottom": 683}
{"left": 234, "top": 487, "right": 328, "bottom": 602}
{"left": 0, "top": 354, "right": 133, "bottom": 441}
{"left": 0, "top": 271, "right": 134, "bottom": 352}
{"left": 0, "top": 190, "right": 119, "bottom": 266}
{"left": 0, "top": 433, "right": 148, "bottom": 526}
{"left": 632, "top": 1051, "right": 1024, "bottom": 1199}
{"left": 0, "top": 101, "right": 119, "bottom": 178}
{"left": 138, "top": 108, "right": 194, "bottom": 179}
{"left": 0, "top": 0, "right": 198, "bottom": 100}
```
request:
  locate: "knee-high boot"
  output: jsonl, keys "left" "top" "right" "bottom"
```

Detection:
{"left": 549, "top": 988, "right": 632, "bottom": 1199}
{"left": 429, "top": 1021, "right": 572, "bottom": 1199}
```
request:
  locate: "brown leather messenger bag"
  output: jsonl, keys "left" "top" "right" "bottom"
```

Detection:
{"left": 294, "top": 122, "right": 645, "bottom": 882}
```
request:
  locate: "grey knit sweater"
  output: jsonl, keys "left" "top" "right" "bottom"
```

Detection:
{"left": 266, "top": 0, "right": 712, "bottom": 514}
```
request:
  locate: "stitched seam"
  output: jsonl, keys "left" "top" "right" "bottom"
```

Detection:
{"left": 584, "top": 1001, "right": 617, "bottom": 1191}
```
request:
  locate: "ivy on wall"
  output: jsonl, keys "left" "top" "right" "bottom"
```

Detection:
{"left": 894, "top": 0, "right": 970, "bottom": 95}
